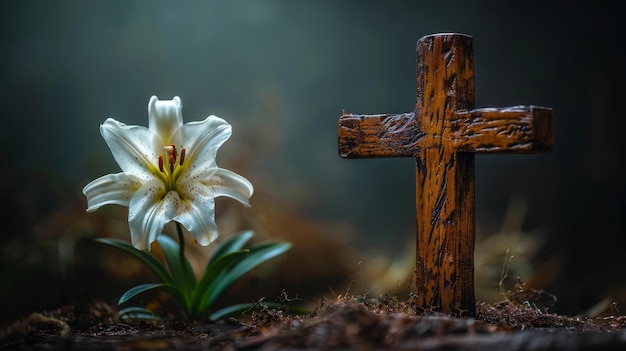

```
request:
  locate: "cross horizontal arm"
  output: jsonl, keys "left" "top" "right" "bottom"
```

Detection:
{"left": 451, "top": 105, "right": 553, "bottom": 153}
{"left": 338, "top": 112, "right": 423, "bottom": 158}
{"left": 338, "top": 105, "right": 553, "bottom": 158}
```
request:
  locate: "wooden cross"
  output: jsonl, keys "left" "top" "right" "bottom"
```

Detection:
{"left": 337, "top": 33, "right": 553, "bottom": 317}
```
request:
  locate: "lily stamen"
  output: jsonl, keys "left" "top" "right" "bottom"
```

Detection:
{"left": 179, "top": 148, "right": 186, "bottom": 166}
{"left": 158, "top": 154, "right": 164, "bottom": 173}
{"left": 159, "top": 145, "right": 187, "bottom": 175}
{"left": 170, "top": 144, "right": 177, "bottom": 161}
{"left": 169, "top": 154, "right": 176, "bottom": 173}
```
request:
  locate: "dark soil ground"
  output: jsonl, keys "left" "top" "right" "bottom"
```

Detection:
{"left": 3, "top": 294, "right": 626, "bottom": 351}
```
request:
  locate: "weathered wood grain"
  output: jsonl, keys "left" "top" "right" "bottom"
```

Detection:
{"left": 338, "top": 113, "right": 420, "bottom": 158}
{"left": 453, "top": 106, "right": 553, "bottom": 153}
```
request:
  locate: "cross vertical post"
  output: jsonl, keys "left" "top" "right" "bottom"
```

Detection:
{"left": 337, "top": 33, "right": 553, "bottom": 317}
{"left": 414, "top": 34, "right": 476, "bottom": 316}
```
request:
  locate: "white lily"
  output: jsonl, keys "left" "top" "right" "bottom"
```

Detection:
{"left": 83, "top": 96, "right": 253, "bottom": 251}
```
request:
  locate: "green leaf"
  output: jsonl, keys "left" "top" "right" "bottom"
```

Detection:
{"left": 199, "top": 242, "right": 292, "bottom": 315}
{"left": 209, "top": 230, "right": 254, "bottom": 265}
{"left": 209, "top": 303, "right": 256, "bottom": 321}
{"left": 118, "top": 283, "right": 188, "bottom": 312}
{"left": 118, "top": 307, "right": 166, "bottom": 321}
{"left": 192, "top": 250, "right": 250, "bottom": 317}
{"left": 95, "top": 238, "right": 173, "bottom": 285}
{"left": 157, "top": 235, "right": 196, "bottom": 290}
{"left": 209, "top": 302, "right": 309, "bottom": 321}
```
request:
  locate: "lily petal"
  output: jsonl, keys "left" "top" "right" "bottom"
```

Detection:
{"left": 128, "top": 180, "right": 178, "bottom": 251}
{"left": 196, "top": 168, "right": 254, "bottom": 207}
{"left": 83, "top": 173, "right": 142, "bottom": 212}
{"left": 148, "top": 96, "right": 183, "bottom": 145}
{"left": 100, "top": 118, "right": 161, "bottom": 180}
{"left": 172, "top": 115, "right": 231, "bottom": 171}
{"left": 174, "top": 183, "right": 219, "bottom": 246}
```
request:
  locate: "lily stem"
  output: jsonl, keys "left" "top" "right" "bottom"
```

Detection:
{"left": 175, "top": 222, "right": 186, "bottom": 276}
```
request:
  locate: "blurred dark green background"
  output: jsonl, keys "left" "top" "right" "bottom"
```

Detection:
{"left": 1, "top": 1, "right": 624, "bottom": 324}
